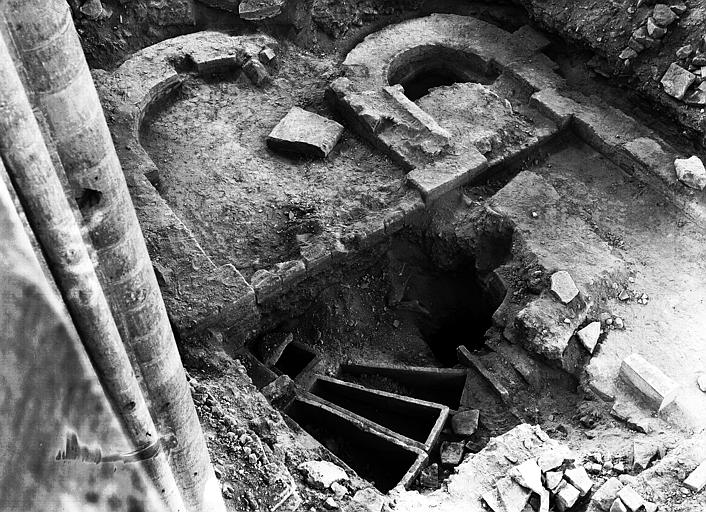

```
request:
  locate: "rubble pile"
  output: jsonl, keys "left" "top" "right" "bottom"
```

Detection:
{"left": 620, "top": 3, "right": 686, "bottom": 64}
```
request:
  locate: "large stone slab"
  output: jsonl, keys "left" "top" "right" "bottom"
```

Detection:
{"left": 267, "top": 107, "right": 344, "bottom": 158}
{"left": 619, "top": 353, "right": 679, "bottom": 411}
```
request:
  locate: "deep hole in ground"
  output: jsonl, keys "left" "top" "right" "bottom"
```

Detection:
{"left": 387, "top": 45, "right": 499, "bottom": 101}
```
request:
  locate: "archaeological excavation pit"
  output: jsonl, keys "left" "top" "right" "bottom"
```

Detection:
{"left": 8, "top": 2, "right": 706, "bottom": 512}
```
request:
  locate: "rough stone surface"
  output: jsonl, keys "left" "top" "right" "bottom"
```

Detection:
{"left": 577, "top": 321, "right": 601, "bottom": 354}
{"left": 297, "top": 461, "right": 349, "bottom": 489}
{"left": 267, "top": 107, "right": 344, "bottom": 158}
{"left": 619, "top": 353, "right": 679, "bottom": 411}
{"left": 496, "top": 476, "right": 532, "bottom": 512}
{"left": 633, "top": 440, "right": 660, "bottom": 471}
{"left": 661, "top": 63, "right": 696, "bottom": 100}
{"left": 592, "top": 478, "right": 624, "bottom": 511}
{"left": 348, "top": 488, "right": 385, "bottom": 512}
{"left": 537, "top": 445, "right": 576, "bottom": 472}
{"left": 550, "top": 270, "right": 580, "bottom": 304}
{"left": 674, "top": 156, "right": 706, "bottom": 190}
{"left": 451, "top": 409, "right": 480, "bottom": 437}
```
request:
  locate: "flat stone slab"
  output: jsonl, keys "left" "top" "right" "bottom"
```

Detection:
{"left": 619, "top": 353, "right": 679, "bottom": 411}
{"left": 267, "top": 107, "right": 344, "bottom": 158}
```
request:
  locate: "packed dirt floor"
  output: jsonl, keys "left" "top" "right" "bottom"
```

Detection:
{"left": 75, "top": 0, "right": 706, "bottom": 511}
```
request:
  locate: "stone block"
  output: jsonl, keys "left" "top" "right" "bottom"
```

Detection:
{"left": 619, "top": 353, "right": 679, "bottom": 411}
{"left": 239, "top": 0, "right": 285, "bottom": 20}
{"left": 564, "top": 465, "right": 594, "bottom": 496}
{"left": 661, "top": 63, "right": 696, "bottom": 100}
{"left": 251, "top": 268, "right": 282, "bottom": 304}
{"left": 529, "top": 89, "right": 578, "bottom": 128}
{"left": 675, "top": 155, "right": 706, "bottom": 190}
{"left": 684, "top": 459, "right": 706, "bottom": 491}
{"left": 554, "top": 480, "right": 580, "bottom": 511}
{"left": 267, "top": 107, "right": 344, "bottom": 158}
{"left": 440, "top": 441, "right": 464, "bottom": 467}
{"left": 591, "top": 477, "right": 623, "bottom": 511}
{"left": 616, "top": 486, "right": 643, "bottom": 512}
{"left": 577, "top": 321, "right": 601, "bottom": 354}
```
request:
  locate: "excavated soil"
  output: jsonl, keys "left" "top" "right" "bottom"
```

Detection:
{"left": 141, "top": 45, "right": 405, "bottom": 278}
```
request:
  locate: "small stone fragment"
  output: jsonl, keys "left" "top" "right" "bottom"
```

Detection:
{"left": 243, "top": 58, "right": 271, "bottom": 87}
{"left": 441, "top": 441, "right": 464, "bottom": 467}
{"left": 684, "top": 459, "right": 706, "bottom": 491}
{"left": 592, "top": 477, "right": 624, "bottom": 511}
{"left": 620, "top": 47, "right": 638, "bottom": 61}
{"left": 577, "top": 321, "right": 601, "bottom": 354}
{"left": 554, "top": 481, "right": 580, "bottom": 512}
{"left": 80, "top": 0, "right": 111, "bottom": 20}
{"left": 617, "top": 486, "right": 644, "bottom": 512}
{"left": 674, "top": 156, "right": 706, "bottom": 190}
{"left": 632, "top": 26, "right": 655, "bottom": 48}
{"left": 297, "top": 460, "right": 349, "bottom": 489}
{"left": 550, "top": 271, "right": 579, "bottom": 304}
{"left": 647, "top": 17, "right": 667, "bottom": 38}
{"left": 652, "top": 4, "right": 678, "bottom": 26}
{"left": 451, "top": 409, "right": 480, "bottom": 437}
{"left": 613, "top": 317, "right": 624, "bottom": 329}
{"left": 564, "top": 466, "right": 594, "bottom": 496}
{"left": 267, "top": 107, "right": 344, "bottom": 158}
{"left": 670, "top": 2, "right": 688, "bottom": 15}
{"left": 325, "top": 497, "right": 339, "bottom": 509}
{"left": 259, "top": 47, "right": 276, "bottom": 64}
{"left": 331, "top": 482, "right": 348, "bottom": 497}
{"left": 610, "top": 498, "right": 628, "bottom": 512}
{"left": 676, "top": 44, "right": 693, "bottom": 59}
